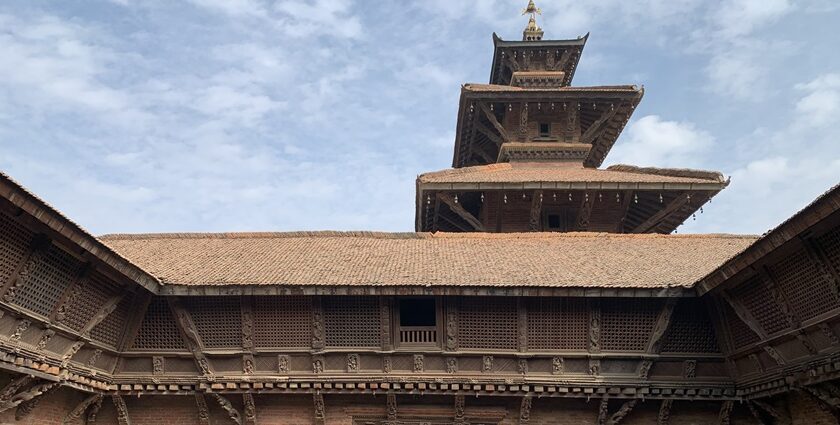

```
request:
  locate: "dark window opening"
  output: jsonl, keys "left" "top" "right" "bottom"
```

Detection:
{"left": 399, "top": 298, "right": 436, "bottom": 326}
{"left": 539, "top": 122, "right": 551, "bottom": 137}
{"left": 547, "top": 214, "right": 561, "bottom": 229}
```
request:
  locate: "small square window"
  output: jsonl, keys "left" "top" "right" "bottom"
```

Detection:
{"left": 539, "top": 123, "right": 551, "bottom": 137}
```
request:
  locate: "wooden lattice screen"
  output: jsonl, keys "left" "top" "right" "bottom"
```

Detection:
{"left": 661, "top": 298, "right": 720, "bottom": 354}
{"left": 458, "top": 297, "right": 518, "bottom": 350}
{"left": 184, "top": 296, "right": 242, "bottom": 348}
{"left": 601, "top": 298, "right": 661, "bottom": 352}
{"left": 770, "top": 247, "right": 838, "bottom": 321}
{"left": 526, "top": 297, "right": 588, "bottom": 351}
{"left": 816, "top": 227, "right": 840, "bottom": 269}
{"left": 62, "top": 271, "right": 120, "bottom": 332}
{"left": 131, "top": 298, "right": 186, "bottom": 350}
{"left": 90, "top": 294, "right": 134, "bottom": 348}
{"left": 720, "top": 300, "right": 760, "bottom": 350}
{"left": 323, "top": 296, "right": 380, "bottom": 348}
{"left": 729, "top": 275, "right": 789, "bottom": 335}
{"left": 254, "top": 296, "right": 312, "bottom": 349}
{"left": 0, "top": 212, "right": 33, "bottom": 286}
{"left": 10, "top": 243, "right": 80, "bottom": 317}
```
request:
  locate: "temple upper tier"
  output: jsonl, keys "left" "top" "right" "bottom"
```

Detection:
{"left": 416, "top": 13, "right": 728, "bottom": 233}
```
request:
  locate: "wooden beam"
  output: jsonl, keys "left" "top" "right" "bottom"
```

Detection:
{"left": 1, "top": 234, "right": 50, "bottom": 303}
{"left": 580, "top": 105, "right": 620, "bottom": 145}
{"left": 63, "top": 394, "right": 103, "bottom": 425}
{"left": 607, "top": 400, "right": 637, "bottom": 425}
{"left": 386, "top": 393, "right": 397, "bottom": 422}
{"left": 529, "top": 190, "right": 542, "bottom": 231}
{"left": 657, "top": 399, "right": 672, "bottom": 425}
{"left": 313, "top": 393, "right": 325, "bottom": 425}
{"left": 243, "top": 393, "right": 257, "bottom": 425}
{"left": 15, "top": 383, "right": 57, "bottom": 420}
{"left": 438, "top": 193, "right": 485, "bottom": 231}
{"left": 758, "top": 266, "right": 799, "bottom": 328}
{"left": 476, "top": 121, "right": 504, "bottom": 147}
{"left": 617, "top": 190, "right": 634, "bottom": 233}
{"left": 575, "top": 191, "right": 593, "bottom": 231}
{"left": 439, "top": 214, "right": 471, "bottom": 232}
{"left": 454, "top": 395, "right": 466, "bottom": 425}
{"left": 647, "top": 298, "right": 678, "bottom": 353}
{"left": 478, "top": 102, "right": 510, "bottom": 142}
{"left": 0, "top": 375, "right": 33, "bottom": 402}
{"left": 720, "top": 291, "right": 768, "bottom": 340}
{"left": 213, "top": 393, "right": 242, "bottom": 425}
{"left": 552, "top": 49, "right": 574, "bottom": 72}
{"left": 112, "top": 395, "right": 132, "bottom": 425}
{"left": 194, "top": 393, "right": 211, "bottom": 425}
{"left": 718, "top": 400, "right": 734, "bottom": 425}
{"left": 81, "top": 293, "right": 126, "bottom": 336}
{"left": 519, "top": 396, "right": 532, "bottom": 424}
{"left": 632, "top": 193, "right": 689, "bottom": 233}
{"left": 50, "top": 263, "right": 92, "bottom": 323}
{"left": 169, "top": 299, "right": 214, "bottom": 379}
{"left": 0, "top": 382, "right": 58, "bottom": 414}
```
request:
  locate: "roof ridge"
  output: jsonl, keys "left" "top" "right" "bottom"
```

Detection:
{"left": 606, "top": 164, "right": 726, "bottom": 182}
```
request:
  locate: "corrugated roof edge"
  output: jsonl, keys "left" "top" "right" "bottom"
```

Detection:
{"left": 695, "top": 182, "right": 840, "bottom": 296}
{"left": 0, "top": 170, "right": 162, "bottom": 291}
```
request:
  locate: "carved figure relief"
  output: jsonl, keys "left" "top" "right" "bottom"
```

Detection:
{"left": 520, "top": 396, "right": 532, "bottom": 423}
{"left": 518, "top": 103, "right": 528, "bottom": 141}
{"left": 383, "top": 356, "right": 392, "bottom": 373}
{"left": 312, "top": 357, "right": 324, "bottom": 374}
{"left": 552, "top": 357, "right": 564, "bottom": 375}
{"left": 54, "top": 283, "right": 81, "bottom": 324}
{"left": 313, "top": 393, "right": 326, "bottom": 425}
{"left": 446, "top": 357, "right": 458, "bottom": 373}
{"left": 112, "top": 395, "right": 131, "bottom": 425}
{"left": 243, "top": 354, "right": 255, "bottom": 375}
{"left": 87, "top": 349, "right": 103, "bottom": 367}
{"left": 797, "top": 332, "right": 817, "bottom": 355}
{"left": 63, "top": 394, "right": 103, "bottom": 425}
{"left": 4, "top": 249, "right": 44, "bottom": 303}
{"left": 589, "top": 359, "right": 601, "bottom": 376}
{"left": 482, "top": 356, "right": 493, "bottom": 373}
{"left": 763, "top": 346, "right": 786, "bottom": 365}
{"left": 518, "top": 359, "right": 528, "bottom": 375}
{"left": 312, "top": 305, "right": 325, "bottom": 349}
{"left": 596, "top": 398, "right": 609, "bottom": 425}
{"left": 347, "top": 353, "right": 359, "bottom": 372}
{"left": 195, "top": 393, "right": 210, "bottom": 425}
{"left": 243, "top": 393, "right": 257, "bottom": 425}
{"left": 61, "top": 341, "right": 84, "bottom": 367}
{"left": 10, "top": 319, "right": 30, "bottom": 342}
{"left": 386, "top": 393, "right": 397, "bottom": 421}
{"left": 213, "top": 393, "right": 242, "bottom": 425}
{"left": 87, "top": 393, "right": 104, "bottom": 424}
{"left": 749, "top": 353, "right": 764, "bottom": 372}
{"left": 153, "top": 356, "right": 164, "bottom": 375}
{"left": 682, "top": 360, "right": 696, "bottom": 379}
{"left": 36, "top": 329, "right": 54, "bottom": 351}
{"left": 445, "top": 305, "right": 457, "bottom": 351}
{"left": 241, "top": 306, "right": 254, "bottom": 350}
{"left": 639, "top": 360, "right": 653, "bottom": 379}
{"left": 820, "top": 322, "right": 840, "bottom": 345}
{"left": 454, "top": 395, "right": 466, "bottom": 425}
{"left": 413, "top": 354, "right": 424, "bottom": 373}
{"left": 589, "top": 307, "right": 602, "bottom": 352}
{"left": 278, "top": 354, "right": 290, "bottom": 373}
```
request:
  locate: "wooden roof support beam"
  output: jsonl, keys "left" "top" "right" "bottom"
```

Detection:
{"left": 16, "top": 383, "right": 57, "bottom": 421}
{"left": 576, "top": 191, "right": 593, "bottom": 231}
{"left": 580, "top": 105, "right": 620, "bottom": 145}
{"left": 454, "top": 395, "right": 466, "bottom": 425}
{"left": 632, "top": 193, "right": 689, "bottom": 234}
{"left": 63, "top": 394, "right": 103, "bottom": 425}
{"left": 112, "top": 395, "right": 131, "bottom": 425}
{"left": 657, "top": 399, "right": 672, "bottom": 425}
{"left": 720, "top": 291, "right": 768, "bottom": 340}
{"left": 529, "top": 190, "right": 542, "bottom": 231}
{"left": 519, "top": 396, "right": 532, "bottom": 424}
{"left": 0, "top": 381, "right": 58, "bottom": 414}
{"left": 213, "top": 393, "right": 243, "bottom": 425}
{"left": 718, "top": 400, "right": 734, "bottom": 425}
{"left": 617, "top": 190, "right": 634, "bottom": 233}
{"left": 313, "top": 393, "right": 326, "bottom": 425}
{"left": 647, "top": 298, "right": 678, "bottom": 354}
{"left": 243, "top": 393, "right": 257, "bottom": 425}
{"left": 478, "top": 102, "right": 510, "bottom": 143}
{"left": 386, "top": 393, "right": 397, "bottom": 422}
{"left": 169, "top": 299, "right": 215, "bottom": 380}
{"left": 438, "top": 193, "right": 485, "bottom": 231}
{"left": 194, "top": 393, "right": 211, "bottom": 425}
{"left": 552, "top": 48, "right": 574, "bottom": 72}
{"left": 439, "top": 213, "right": 472, "bottom": 232}
{"left": 476, "top": 121, "right": 504, "bottom": 147}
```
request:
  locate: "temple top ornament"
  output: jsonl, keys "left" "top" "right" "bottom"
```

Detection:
{"left": 522, "top": 0, "right": 544, "bottom": 41}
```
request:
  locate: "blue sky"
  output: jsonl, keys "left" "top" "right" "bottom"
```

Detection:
{"left": 0, "top": 0, "right": 838, "bottom": 235}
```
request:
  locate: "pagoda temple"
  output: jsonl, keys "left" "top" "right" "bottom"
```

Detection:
{"left": 0, "top": 3, "right": 838, "bottom": 424}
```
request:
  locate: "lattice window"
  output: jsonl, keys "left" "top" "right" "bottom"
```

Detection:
{"left": 771, "top": 247, "right": 838, "bottom": 321}
{"left": 816, "top": 227, "right": 840, "bottom": 269}
{"left": 601, "top": 298, "right": 662, "bottom": 352}
{"left": 458, "top": 297, "right": 518, "bottom": 350}
{"left": 254, "top": 296, "right": 312, "bottom": 348}
{"left": 323, "top": 296, "right": 380, "bottom": 348}
{"left": 729, "top": 275, "right": 789, "bottom": 335}
{"left": 721, "top": 300, "right": 760, "bottom": 350}
{"left": 90, "top": 294, "right": 133, "bottom": 347}
{"left": 183, "top": 297, "right": 241, "bottom": 348}
{"left": 0, "top": 212, "right": 33, "bottom": 286}
{"left": 661, "top": 298, "right": 720, "bottom": 353}
{"left": 12, "top": 244, "right": 80, "bottom": 317}
{"left": 131, "top": 298, "right": 186, "bottom": 350}
{"left": 526, "top": 297, "right": 588, "bottom": 350}
{"left": 62, "top": 272, "right": 120, "bottom": 332}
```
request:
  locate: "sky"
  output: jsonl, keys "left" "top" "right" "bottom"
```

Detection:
{"left": 0, "top": 0, "right": 838, "bottom": 236}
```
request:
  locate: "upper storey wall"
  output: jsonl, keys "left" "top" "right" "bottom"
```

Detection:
{"left": 489, "top": 33, "right": 587, "bottom": 87}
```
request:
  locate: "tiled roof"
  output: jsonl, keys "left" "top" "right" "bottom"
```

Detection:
{"left": 100, "top": 232, "right": 756, "bottom": 288}
{"left": 463, "top": 84, "right": 641, "bottom": 93}
{"left": 418, "top": 163, "right": 726, "bottom": 186}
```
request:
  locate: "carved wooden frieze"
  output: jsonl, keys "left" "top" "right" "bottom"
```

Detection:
{"left": 213, "top": 393, "right": 242, "bottom": 425}
{"left": 9, "top": 319, "right": 30, "bottom": 344}
{"left": 54, "top": 281, "right": 82, "bottom": 325}
{"left": 797, "top": 332, "right": 818, "bottom": 355}
{"left": 313, "top": 393, "right": 325, "bottom": 425}
{"left": 36, "top": 329, "right": 54, "bottom": 352}
{"left": 312, "top": 356, "right": 324, "bottom": 374}
{"left": 383, "top": 356, "right": 392, "bottom": 373}
{"left": 386, "top": 392, "right": 397, "bottom": 422}
{"left": 87, "top": 349, "right": 103, "bottom": 368}
{"left": 194, "top": 393, "right": 210, "bottom": 425}
{"left": 589, "top": 359, "right": 601, "bottom": 376}
{"left": 682, "top": 360, "right": 696, "bottom": 379}
{"left": 112, "top": 394, "right": 131, "bottom": 425}
{"left": 518, "top": 359, "right": 528, "bottom": 375}
{"left": 243, "top": 354, "right": 255, "bottom": 375}
{"left": 243, "top": 393, "right": 257, "bottom": 425}
{"left": 590, "top": 301, "right": 602, "bottom": 353}
{"left": 61, "top": 341, "right": 84, "bottom": 367}
{"left": 278, "top": 354, "right": 290, "bottom": 373}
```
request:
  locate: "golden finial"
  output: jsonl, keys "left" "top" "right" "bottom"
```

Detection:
{"left": 521, "top": 0, "right": 544, "bottom": 41}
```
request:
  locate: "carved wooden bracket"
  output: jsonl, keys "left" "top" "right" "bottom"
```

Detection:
{"left": 647, "top": 298, "right": 678, "bottom": 353}
{"left": 438, "top": 193, "right": 485, "bottom": 232}
{"left": 519, "top": 396, "right": 532, "bottom": 424}
{"left": 195, "top": 393, "right": 211, "bottom": 425}
{"left": 169, "top": 299, "right": 214, "bottom": 380}
{"left": 313, "top": 392, "right": 325, "bottom": 425}
{"left": 243, "top": 393, "right": 257, "bottom": 425}
{"left": 63, "top": 394, "right": 103, "bottom": 424}
{"left": 717, "top": 400, "right": 733, "bottom": 425}
{"left": 112, "top": 394, "right": 131, "bottom": 425}
{"left": 657, "top": 399, "right": 672, "bottom": 425}
{"left": 213, "top": 393, "right": 243, "bottom": 425}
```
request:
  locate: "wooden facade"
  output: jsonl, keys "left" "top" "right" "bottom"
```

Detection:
{"left": 0, "top": 3, "right": 837, "bottom": 424}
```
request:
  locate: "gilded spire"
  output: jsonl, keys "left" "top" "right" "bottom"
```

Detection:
{"left": 522, "top": 0, "right": 544, "bottom": 41}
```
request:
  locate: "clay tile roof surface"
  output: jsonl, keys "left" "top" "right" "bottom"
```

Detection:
{"left": 99, "top": 232, "right": 757, "bottom": 288}
{"left": 418, "top": 163, "right": 726, "bottom": 185}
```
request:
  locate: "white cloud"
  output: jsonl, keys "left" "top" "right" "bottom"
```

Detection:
{"left": 794, "top": 73, "right": 840, "bottom": 128}
{"left": 606, "top": 115, "right": 715, "bottom": 168}
{"left": 712, "top": 0, "right": 793, "bottom": 37}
